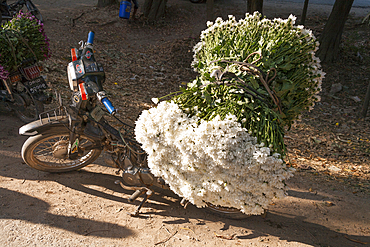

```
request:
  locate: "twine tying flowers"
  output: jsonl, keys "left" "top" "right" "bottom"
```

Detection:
{"left": 210, "top": 51, "right": 282, "bottom": 114}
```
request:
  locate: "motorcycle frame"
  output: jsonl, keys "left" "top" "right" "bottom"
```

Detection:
{"left": 19, "top": 89, "right": 170, "bottom": 216}
{"left": 18, "top": 31, "right": 252, "bottom": 219}
{"left": 1, "top": 0, "right": 42, "bottom": 23}
{"left": 18, "top": 31, "right": 170, "bottom": 216}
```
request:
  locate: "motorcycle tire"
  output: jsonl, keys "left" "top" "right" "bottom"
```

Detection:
{"left": 205, "top": 203, "right": 252, "bottom": 220}
{"left": 25, "top": 0, "right": 43, "bottom": 22}
{"left": 21, "top": 125, "right": 102, "bottom": 172}
{"left": 12, "top": 91, "right": 44, "bottom": 123}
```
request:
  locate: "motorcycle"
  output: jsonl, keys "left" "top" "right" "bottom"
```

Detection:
{"left": 1, "top": 58, "right": 51, "bottom": 122}
{"left": 0, "top": 0, "right": 43, "bottom": 23}
{"left": 19, "top": 32, "right": 248, "bottom": 219}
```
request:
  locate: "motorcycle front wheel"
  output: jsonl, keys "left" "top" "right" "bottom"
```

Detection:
{"left": 21, "top": 125, "right": 102, "bottom": 172}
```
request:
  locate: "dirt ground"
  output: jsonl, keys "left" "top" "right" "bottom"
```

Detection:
{"left": 0, "top": 0, "right": 370, "bottom": 246}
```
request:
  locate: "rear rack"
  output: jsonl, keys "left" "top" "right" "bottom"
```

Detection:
{"left": 38, "top": 106, "right": 69, "bottom": 125}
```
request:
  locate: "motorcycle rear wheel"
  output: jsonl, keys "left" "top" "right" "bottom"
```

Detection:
{"left": 205, "top": 203, "right": 251, "bottom": 220}
{"left": 12, "top": 91, "right": 44, "bottom": 123}
{"left": 21, "top": 126, "right": 102, "bottom": 172}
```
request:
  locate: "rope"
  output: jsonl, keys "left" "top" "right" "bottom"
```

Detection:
{"left": 210, "top": 52, "right": 283, "bottom": 114}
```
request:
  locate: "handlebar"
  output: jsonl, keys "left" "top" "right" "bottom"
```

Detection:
{"left": 85, "top": 32, "right": 116, "bottom": 115}
{"left": 97, "top": 91, "right": 116, "bottom": 115}
{"left": 101, "top": 97, "right": 116, "bottom": 115}
{"left": 68, "top": 31, "right": 117, "bottom": 115}
{"left": 87, "top": 31, "right": 95, "bottom": 45}
{"left": 81, "top": 31, "right": 95, "bottom": 59}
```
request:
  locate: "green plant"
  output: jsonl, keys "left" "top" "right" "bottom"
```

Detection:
{"left": 192, "top": 13, "right": 324, "bottom": 129}
{"left": 0, "top": 11, "right": 50, "bottom": 74}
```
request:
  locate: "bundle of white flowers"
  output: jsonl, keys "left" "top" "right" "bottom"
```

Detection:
{"left": 134, "top": 13, "right": 323, "bottom": 215}
{"left": 135, "top": 101, "right": 294, "bottom": 215}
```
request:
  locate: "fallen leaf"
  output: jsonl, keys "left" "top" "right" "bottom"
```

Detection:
{"left": 349, "top": 96, "right": 361, "bottom": 102}
{"left": 180, "top": 227, "right": 195, "bottom": 234}
{"left": 214, "top": 233, "right": 236, "bottom": 240}
{"left": 324, "top": 201, "right": 334, "bottom": 207}
{"left": 328, "top": 165, "right": 341, "bottom": 172}
{"left": 298, "top": 164, "right": 313, "bottom": 170}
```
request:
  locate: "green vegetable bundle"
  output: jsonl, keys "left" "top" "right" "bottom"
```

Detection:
{"left": 162, "top": 13, "right": 324, "bottom": 155}
{"left": 172, "top": 76, "right": 286, "bottom": 155}
{"left": 0, "top": 11, "right": 50, "bottom": 74}
{"left": 191, "top": 12, "right": 324, "bottom": 128}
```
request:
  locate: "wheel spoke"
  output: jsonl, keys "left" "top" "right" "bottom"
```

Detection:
{"left": 31, "top": 134, "right": 95, "bottom": 168}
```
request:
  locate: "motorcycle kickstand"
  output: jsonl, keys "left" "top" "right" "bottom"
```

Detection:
{"left": 114, "top": 180, "right": 153, "bottom": 217}
{"left": 128, "top": 188, "right": 153, "bottom": 217}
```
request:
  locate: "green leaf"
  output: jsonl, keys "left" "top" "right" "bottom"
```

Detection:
{"left": 249, "top": 77, "right": 259, "bottom": 89}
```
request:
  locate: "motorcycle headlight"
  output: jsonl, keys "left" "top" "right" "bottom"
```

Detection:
{"left": 67, "top": 62, "right": 78, "bottom": 91}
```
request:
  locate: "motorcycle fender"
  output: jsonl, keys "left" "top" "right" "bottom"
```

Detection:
{"left": 19, "top": 117, "right": 70, "bottom": 136}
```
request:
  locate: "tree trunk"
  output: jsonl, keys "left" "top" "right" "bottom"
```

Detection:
{"left": 247, "top": 0, "right": 263, "bottom": 15}
{"left": 207, "top": 0, "right": 214, "bottom": 21}
{"left": 317, "top": 0, "right": 354, "bottom": 63}
{"left": 300, "top": 0, "right": 309, "bottom": 25}
{"left": 143, "top": 0, "right": 167, "bottom": 21}
{"left": 97, "top": 0, "right": 118, "bottom": 7}
{"left": 361, "top": 82, "right": 370, "bottom": 118}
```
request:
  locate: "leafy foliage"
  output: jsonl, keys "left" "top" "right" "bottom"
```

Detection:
{"left": 191, "top": 12, "right": 324, "bottom": 129}
{"left": 0, "top": 11, "right": 50, "bottom": 74}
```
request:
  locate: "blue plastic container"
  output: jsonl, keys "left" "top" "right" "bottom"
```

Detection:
{"left": 119, "top": 1, "right": 132, "bottom": 19}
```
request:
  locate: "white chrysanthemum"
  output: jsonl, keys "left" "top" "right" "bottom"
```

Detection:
{"left": 135, "top": 102, "right": 295, "bottom": 215}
